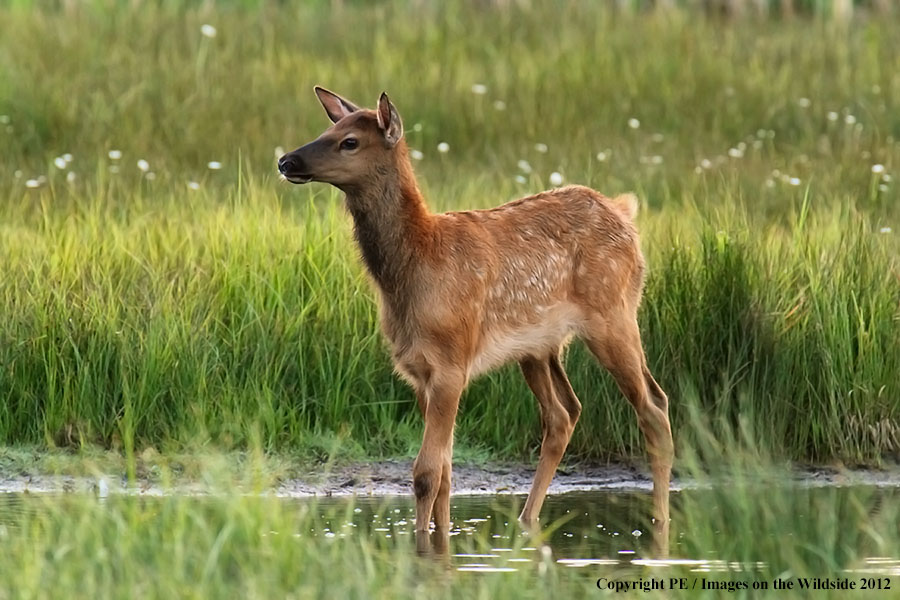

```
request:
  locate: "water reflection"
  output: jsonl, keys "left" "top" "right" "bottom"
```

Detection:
{"left": 296, "top": 487, "right": 900, "bottom": 577}
{"left": 315, "top": 490, "right": 663, "bottom": 570}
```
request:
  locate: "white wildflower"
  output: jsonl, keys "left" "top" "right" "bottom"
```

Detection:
{"left": 493, "top": 100, "right": 506, "bottom": 111}
{"left": 700, "top": 159, "right": 712, "bottom": 170}
{"left": 872, "top": 164, "right": 885, "bottom": 174}
{"left": 844, "top": 114, "right": 857, "bottom": 125}
{"left": 108, "top": 149, "right": 122, "bottom": 160}
{"left": 517, "top": 159, "right": 532, "bottom": 173}
{"left": 534, "top": 143, "right": 548, "bottom": 153}
{"left": 797, "top": 97, "right": 811, "bottom": 108}
{"left": 25, "top": 179, "right": 40, "bottom": 188}
{"left": 274, "top": 146, "right": 284, "bottom": 159}
{"left": 188, "top": 181, "right": 200, "bottom": 190}
{"left": 409, "top": 149, "right": 423, "bottom": 161}
{"left": 628, "top": 118, "right": 640, "bottom": 129}
{"left": 137, "top": 159, "right": 150, "bottom": 172}
{"left": 827, "top": 111, "right": 839, "bottom": 122}
{"left": 412, "top": 123, "right": 423, "bottom": 132}
{"left": 53, "top": 157, "right": 67, "bottom": 169}
{"left": 879, "top": 227, "right": 892, "bottom": 234}
{"left": 514, "top": 174, "right": 527, "bottom": 184}
{"left": 728, "top": 147, "right": 744, "bottom": 159}
{"left": 66, "top": 171, "right": 76, "bottom": 183}
{"left": 470, "top": 83, "right": 487, "bottom": 95}
{"left": 145, "top": 172, "right": 156, "bottom": 181}
{"left": 63, "top": 153, "right": 73, "bottom": 163}
{"left": 879, "top": 184, "right": 889, "bottom": 192}
{"left": 201, "top": 24, "right": 217, "bottom": 38}
{"left": 207, "top": 161, "right": 222, "bottom": 170}
{"left": 437, "top": 142, "right": 449, "bottom": 153}
{"left": 596, "top": 151, "right": 608, "bottom": 162}
{"left": 789, "top": 177, "right": 801, "bottom": 186}
{"left": 549, "top": 172, "right": 563, "bottom": 186}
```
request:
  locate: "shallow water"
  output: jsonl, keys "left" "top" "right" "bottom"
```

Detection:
{"left": 2, "top": 486, "right": 898, "bottom": 582}
{"left": 305, "top": 488, "right": 900, "bottom": 578}
{"left": 308, "top": 490, "right": 665, "bottom": 575}
{"left": 314, "top": 491, "right": 653, "bottom": 555}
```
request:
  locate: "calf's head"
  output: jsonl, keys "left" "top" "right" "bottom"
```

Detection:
{"left": 277, "top": 87, "right": 404, "bottom": 190}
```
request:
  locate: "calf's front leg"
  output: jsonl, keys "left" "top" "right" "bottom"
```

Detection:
{"left": 412, "top": 369, "right": 465, "bottom": 532}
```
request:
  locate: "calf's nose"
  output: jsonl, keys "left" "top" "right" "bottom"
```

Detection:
{"left": 277, "top": 155, "right": 296, "bottom": 174}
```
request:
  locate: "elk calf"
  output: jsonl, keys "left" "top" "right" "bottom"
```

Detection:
{"left": 278, "top": 88, "right": 673, "bottom": 537}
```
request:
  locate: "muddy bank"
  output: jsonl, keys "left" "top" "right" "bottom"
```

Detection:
{"left": 274, "top": 461, "right": 657, "bottom": 497}
{"left": 0, "top": 461, "right": 654, "bottom": 497}
{"left": 2, "top": 460, "right": 900, "bottom": 497}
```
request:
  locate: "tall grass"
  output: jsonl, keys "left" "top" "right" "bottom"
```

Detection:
{"left": 0, "top": 492, "right": 578, "bottom": 599}
{"left": 0, "top": 1, "right": 898, "bottom": 463}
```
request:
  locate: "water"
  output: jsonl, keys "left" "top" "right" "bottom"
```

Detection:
{"left": 299, "top": 488, "right": 900, "bottom": 577}
{"left": 308, "top": 492, "right": 652, "bottom": 567}
{"left": 1, "top": 486, "right": 898, "bottom": 581}
{"left": 307, "top": 491, "right": 659, "bottom": 572}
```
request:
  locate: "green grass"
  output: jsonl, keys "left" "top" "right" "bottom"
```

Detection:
{"left": 0, "top": 427, "right": 897, "bottom": 599}
{"left": 1, "top": 1, "right": 898, "bottom": 466}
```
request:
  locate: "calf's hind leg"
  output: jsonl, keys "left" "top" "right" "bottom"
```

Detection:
{"left": 583, "top": 314, "right": 673, "bottom": 542}
{"left": 518, "top": 353, "right": 582, "bottom": 525}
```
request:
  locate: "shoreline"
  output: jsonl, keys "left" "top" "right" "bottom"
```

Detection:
{"left": 3, "top": 459, "right": 899, "bottom": 498}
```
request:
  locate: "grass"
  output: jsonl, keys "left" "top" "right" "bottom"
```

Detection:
{"left": 2, "top": 5, "right": 898, "bottom": 598}
{"left": 0, "top": 1, "right": 898, "bottom": 468}
{"left": 0, "top": 423, "right": 897, "bottom": 599}
{"left": 0, "top": 486, "right": 596, "bottom": 599}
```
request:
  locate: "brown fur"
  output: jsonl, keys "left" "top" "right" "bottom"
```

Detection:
{"left": 279, "top": 88, "right": 674, "bottom": 544}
